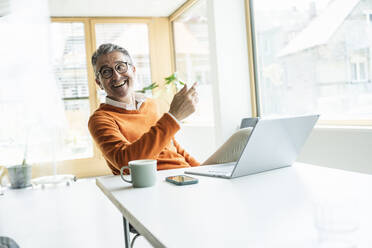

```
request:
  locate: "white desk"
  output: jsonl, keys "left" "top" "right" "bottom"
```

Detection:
{"left": 96, "top": 163, "right": 372, "bottom": 248}
{"left": 0, "top": 179, "right": 126, "bottom": 248}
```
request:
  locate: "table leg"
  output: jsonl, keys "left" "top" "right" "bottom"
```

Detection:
{"left": 123, "top": 216, "right": 130, "bottom": 248}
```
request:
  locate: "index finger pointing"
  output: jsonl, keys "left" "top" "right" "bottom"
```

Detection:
{"left": 190, "top": 82, "right": 198, "bottom": 89}
{"left": 186, "top": 82, "right": 198, "bottom": 94}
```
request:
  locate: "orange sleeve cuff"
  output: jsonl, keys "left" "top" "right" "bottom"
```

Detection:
{"left": 162, "top": 112, "right": 181, "bottom": 131}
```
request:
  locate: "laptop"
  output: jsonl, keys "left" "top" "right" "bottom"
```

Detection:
{"left": 185, "top": 114, "right": 319, "bottom": 179}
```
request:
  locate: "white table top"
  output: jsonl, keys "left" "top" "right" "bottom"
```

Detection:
{"left": 96, "top": 163, "right": 372, "bottom": 248}
{"left": 0, "top": 179, "right": 125, "bottom": 248}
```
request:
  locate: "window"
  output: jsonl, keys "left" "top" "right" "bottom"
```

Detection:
{"left": 366, "top": 12, "right": 372, "bottom": 24}
{"left": 351, "top": 62, "right": 367, "bottom": 82}
{"left": 0, "top": 9, "right": 92, "bottom": 166}
{"left": 172, "top": 0, "right": 214, "bottom": 125}
{"left": 350, "top": 55, "right": 368, "bottom": 83}
{"left": 51, "top": 22, "right": 93, "bottom": 160}
{"left": 250, "top": 0, "right": 372, "bottom": 122}
{"left": 50, "top": 20, "right": 154, "bottom": 151}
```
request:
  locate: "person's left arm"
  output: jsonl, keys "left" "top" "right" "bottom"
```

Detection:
{"left": 172, "top": 139, "right": 200, "bottom": 166}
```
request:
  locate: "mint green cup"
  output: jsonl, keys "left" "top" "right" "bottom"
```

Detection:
{"left": 120, "top": 160, "right": 157, "bottom": 188}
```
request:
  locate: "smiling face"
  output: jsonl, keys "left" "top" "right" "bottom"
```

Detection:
{"left": 95, "top": 51, "right": 136, "bottom": 103}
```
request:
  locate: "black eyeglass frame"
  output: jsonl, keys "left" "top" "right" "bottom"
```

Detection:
{"left": 97, "top": 62, "right": 132, "bottom": 79}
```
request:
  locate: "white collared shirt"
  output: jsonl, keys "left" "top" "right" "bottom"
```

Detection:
{"left": 105, "top": 94, "right": 146, "bottom": 111}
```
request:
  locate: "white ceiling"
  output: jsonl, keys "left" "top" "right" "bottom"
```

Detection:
{"left": 48, "top": 0, "right": 188, "bottom": 17}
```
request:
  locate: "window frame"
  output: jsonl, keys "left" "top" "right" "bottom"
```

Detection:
{"left": 365, "top": 12, "right": 372, "bottom": 24}
{"left": 350, "top": 61, "right": 368, "bottom": 83}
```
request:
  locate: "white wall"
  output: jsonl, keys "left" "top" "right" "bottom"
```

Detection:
{"left": 298, "top": 127, "right": 372, "bottom": 174}
{"left": 207, "top": 0, "right": 253, "bottom": 145}
{"left": 175, "top": 124, "right": 216, "bottom": 163}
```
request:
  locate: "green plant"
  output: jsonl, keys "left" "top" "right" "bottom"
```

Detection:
{"left": 136, "top": 72, "right": 185, "bottom": 94}
{"left": 164, "top": 72, "right": 185, "bottom": 88}
{"left": 136, "top": 82, "right": 159, "bottom": 93}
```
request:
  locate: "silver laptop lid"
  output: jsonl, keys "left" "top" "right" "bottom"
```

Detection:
{"left": 231, "top": 115, "right": 319, "bottom": 178}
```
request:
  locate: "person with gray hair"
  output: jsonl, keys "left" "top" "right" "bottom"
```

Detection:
{"left": 91, "top": 43, "right": 133, "bottom": 73}
{"left": 88, "top": 43, "right": 252, "bottom": 176}
{"left": 88, "top": 43, "right": 201, "bottom": 175}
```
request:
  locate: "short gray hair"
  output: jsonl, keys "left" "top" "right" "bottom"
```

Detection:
{"left": 91, "top": 43, "right": 133, "bottom": 75}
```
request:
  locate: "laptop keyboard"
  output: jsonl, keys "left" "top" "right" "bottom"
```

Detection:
{"left": 185, "top": 162, "right": 236, "bottom": 177}
{"left": 206, "top": 163, "right": 235, "bottom": 173}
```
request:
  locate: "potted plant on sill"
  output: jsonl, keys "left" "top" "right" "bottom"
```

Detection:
{"left": 7, "top": 144, "right": 32, "bottom": 189}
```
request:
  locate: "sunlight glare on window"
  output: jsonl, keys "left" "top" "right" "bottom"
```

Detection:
{"left": 252, "top": 0, "right": 372, "bottom": 121}
{"left": 51, "top": 22, "right": 93, "bottom": 160}
{"left": 173, "top": 0, "right": 214, "bottom": 125}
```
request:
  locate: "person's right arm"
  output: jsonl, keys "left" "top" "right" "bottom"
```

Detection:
{"left": 88, "top": 112, "right": 180, "bottom": 171}
{"left": 88, "top": 82, "right": 199, "bottom": 171}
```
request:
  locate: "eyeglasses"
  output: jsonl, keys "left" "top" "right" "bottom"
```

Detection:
{"left": 98, "top": 62, "right": 131, "bottom": 79}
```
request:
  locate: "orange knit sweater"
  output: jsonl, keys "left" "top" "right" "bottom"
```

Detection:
{"left": 88, "top": 98, "right": 200, "bottom": 175}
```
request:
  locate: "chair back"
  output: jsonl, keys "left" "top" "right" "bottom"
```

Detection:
{"left": 240, "top": 117, "right": 259, "bottom": 129}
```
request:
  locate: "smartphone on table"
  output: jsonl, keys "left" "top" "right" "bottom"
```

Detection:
{"left": 165, "top": 175, "right": 198, "bottom": 185}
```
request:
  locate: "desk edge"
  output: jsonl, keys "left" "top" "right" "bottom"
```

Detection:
{"left": 95, "top": 177, "right": 166, "bottom": 248}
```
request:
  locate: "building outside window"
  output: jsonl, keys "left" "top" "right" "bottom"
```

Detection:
{"left": 251, "top": 0, "right": 372, "bottom": 122}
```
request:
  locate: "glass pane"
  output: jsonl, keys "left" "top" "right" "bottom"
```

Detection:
{"left": 0, "top": 103, "right": 26, "bottom": 165}
{"left": 173, "top": 0, "right": 214, "bottom": 125}
{"left": 94, "top": 23, "right": 151, "bottom": 103}
{"left": 60, "top": 99, "right": 92, "bottom": 159}
{"left": 351, "top": 63, "right": 357, "bottom": 81}
{"left": 50, "top": 22, "right": 93, "bottom": 160}
{"left": 359, "top": 62, "right": 366, "bottom": 80}
{"left": 252, "top": 0, "right": 372, "bottom": 120}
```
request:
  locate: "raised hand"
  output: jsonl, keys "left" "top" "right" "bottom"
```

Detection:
{"left": 169, "top": 82, "right": 199, "bottom": 121}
